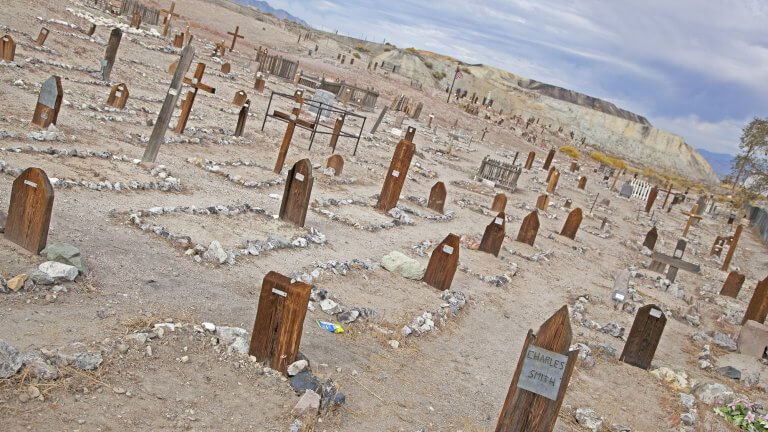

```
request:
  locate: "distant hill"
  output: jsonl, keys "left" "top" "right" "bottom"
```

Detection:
{"left": 697, "top": 148, "right": 734, "bottom": 178}
{"left": 234, "top": 0, "right": 309, "bottom": 26}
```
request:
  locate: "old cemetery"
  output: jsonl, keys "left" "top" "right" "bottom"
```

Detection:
{"left": 0, "top": 1, "right": 767, "bottom": 431}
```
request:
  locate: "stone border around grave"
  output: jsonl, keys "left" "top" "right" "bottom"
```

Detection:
{"left": 187, "top": 157, "right": 284, "bottom": 189}
{"left": 411, "top": 239, "right": 518, "bottom": 287}
{"left": 311, "top": 197, "right": 414, "bottom": 231}
{"left": 127, "top": 203, "right": 327, "bottom": 265}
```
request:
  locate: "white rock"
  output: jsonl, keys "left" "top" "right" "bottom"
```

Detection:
{"left": 202, "top": 322, "right": 216, "bottom": 332}
{"left": 38, "top": 261, "right": 78, "bottom": 282}
{"left": 287, "top": 359, "right": 308, "bottom": 376}
{"left": 388, "top": 340, "right": 400, "bottom": 349}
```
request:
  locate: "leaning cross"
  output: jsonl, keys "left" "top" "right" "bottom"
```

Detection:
{"left": 227, "top": 26, "right": 244, "bottom": 51}
{"left": 681, "top": 204, "right": 702, "bottom": 237}
{"left": 649, "top": 239, "right": 700, "bottom": 283}
{"left": 272, "top": 99, "right": 315, "bottom": 173}
{"left": 160, "top": 1, "right": 179, "bottom": 24}
{"left": 175, "top": 62, "right": 216, "bottom": 134}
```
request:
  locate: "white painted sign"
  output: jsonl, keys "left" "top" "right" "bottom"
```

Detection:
{"left": 392, "top": 170, "right": 400, "bottom": 178}
{"left": 23, "top": 180, "right": 38, "bottom": 188}
{"left": 295, "top": 173, "right": 305, "bottom": 182}
{"left": 517, "top": 345, "right": 568, "bottom": 401}
{"left": 495, "top": 217, "right": 503, "bottom": 225}
{"left": 271, "top": 288, "right": 287, "bottom": 297}
{"left": 650, "top": 308, "right": 663, "bottom": 318}
{"left": 442, "top": 245, "right": 454, "bottom": 254}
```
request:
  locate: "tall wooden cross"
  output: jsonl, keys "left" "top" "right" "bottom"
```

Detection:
{"left": 272, "top": 101, "right": 315, "bottom": 173}
{"left": 227, "top": 26, "right": 244, "bottom": 51}
{"left": 661, "top": 182, "right": 674, "bottom": 209}
{"left": 175, "top": 63, "right": 216, "bottom": 134}
{"left": 681, "top": 204, "right": 702, "bottom": 237}
{"left": 160, "top": 1, "right": 179, "bottom": 24}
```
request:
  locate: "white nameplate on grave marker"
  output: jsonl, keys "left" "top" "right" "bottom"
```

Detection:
{"left": 392, "top": 170, "right": 400, "bottom": 178}
{"left": 192, "top": 78, "right": 199, "bottom": 84}
{"left": 613, "top": 292, "right": 625, "bottom": 302}
{"left": 442, "top": 245, "right": 454, "bottom": 254}
{"left": 168, "top": 88, "right": 178, "bottom": 96}
{"left": 674, "top": 249, "right": 683, "bottom": 258}
{"left": 24, "top": 180, "right": 38, "bottom": 188}
{"left": 295, "top": 173, "right": 305, "bottom": 182}
{"left": 495, "top": 218, "right": 503, "bottom": 225}
{"left": 517, "top": 345, "right": 568, "bottom": 401}
{"left": 650, "top": 308, "right": 662, "bottom": 318}
{"left": 271, "top": 288, "right": 287, "bottom": 297}
{"left": 290, "top": 114, "right": 297, "bottom": 121}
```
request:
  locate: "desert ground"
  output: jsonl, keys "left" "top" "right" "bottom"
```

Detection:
{"left": 1, "top": 1, "right": 767, "bottom": 431}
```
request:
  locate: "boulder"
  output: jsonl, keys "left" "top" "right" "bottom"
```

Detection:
{"left": 692, "top": 382, "right": 735, "bottom": 405}
{"left": 0, "top": 340, "right": 22, "bottom": 378}
{"left": 38, "top": 261, "right": 79, "bottom": 282}
{"left": 292, "top": 389, "right": 320, "bottom": 415}
{"left": 575, "top": 407, "right": 603, "bottom": 431}
{"left": 380, "top": 251, "right": 425, "bottom": 280}
{"left": 288, "top": 359, "right": 308, "bottom": 376}
{"left": 203, "top": 240, "right": 228, "bottom": 264}
{"left": 42, "top": 243, "right": 88, "bottom": 275}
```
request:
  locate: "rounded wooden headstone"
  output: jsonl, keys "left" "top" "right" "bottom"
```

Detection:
{"left": 516, "top": 211, "right": 540, "bottom": 246}
{"left": 720, "top": 271, "right": 745, "bottom": 298}
{"left": 428, "top": 181, "right": 446, "bottom": 214}
{"left": 423, "top": 234, "right": 460, "bottom": 291}
{"left": 480, "top": 212, "right": 506, "bottom": 257}
{"left": 491, "top": 193, "right": 507, "bottom": 213}
{"left": 279, "top": 159, "right": 313, "bottom": 227}
{"left": 4, "top": 168, "right": 54, "bottom": 254}
{"left": 559, "top": 208, "right": 582, "bottom": 240}
{"left": 577, "top": 176, "right": 587, "bottom": 190}
{"left": 232, "top": 90, "right": 247, "bottom": 106}
{"left": 326, "top": 154, "right": 344, "bottom": 176}
{"left": 620, "top": 304, "right": 666, "bottom": 370}
{"left": 643, "top": 227, "right": 658, "bottom": 250}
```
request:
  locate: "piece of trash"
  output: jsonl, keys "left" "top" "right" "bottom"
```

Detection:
{"left": 317, "top": 320, "right": 344, "bottom": 334}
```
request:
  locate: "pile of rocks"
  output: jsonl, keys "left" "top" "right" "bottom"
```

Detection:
{"left": 312, "top": 197, "right": 414, "bottom": 231}
{"left": 1, "top": 243, "right": 87, "bottom": 300}
{"left": 402, "top": 290, "right": 467, "bottom": 337}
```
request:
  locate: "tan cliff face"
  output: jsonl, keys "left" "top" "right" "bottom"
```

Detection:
{"left": 372, "top": 49, "right": 720, "bottom": 184}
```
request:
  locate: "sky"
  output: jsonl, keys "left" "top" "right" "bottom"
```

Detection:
{"left": 263, "top": 0, "right": 768, "bottom": 156}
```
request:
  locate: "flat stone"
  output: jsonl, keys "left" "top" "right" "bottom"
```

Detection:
{"left": 227, "top": 337, "right": 249, "bottom": 355}
{"left": 6, "top": 274, "right": 27, "bottom": 292}
{"left": 38, "top": 261, "right": 79, "bottom": 282}
{"left": 292, "top": 389, "right": 320, "bottom": 415}
{"left": 717, "top": 366, "right": 742, "bottom": 380}
{"left": 41, "top": 243, "right": 88, "bottom": 275}
{"left": 0, "top": 340, "right": 22, "bottom": 378}
{"left": 692, "top": 382, "right": 735, "bottom": 405}
{"left": 713, "top": 332, "right": 738, "bottom": 352}
{"left": 380, "top": 251, "right": 425, "bottom": 280}
{"left": 215, "top": 326, "right": 247, "bottom": 345}
{"left": 29, "top": 270, "right": 55, "bottom": 286}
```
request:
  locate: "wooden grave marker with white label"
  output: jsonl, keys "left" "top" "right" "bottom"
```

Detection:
{"left": 279, "top": 159, "right": 313, "bottom": 227}
{"left": 542, "top": 149, "right": 555, "bottom": 170}
{"left": 326, "top": 154, "right": 343, "bottom": 176}
{"left": 248, "top": 271, "right": 311, "bottom": 374}
{"left": 535, "top": 194, "right": 549, "bottom": 211}
{"left": 560, "top": 208, "right": 582, "bottom": 240}
{"left": 232, "top": 90, "right": 247, "bottom": 106}
{"left": 375, "top": 139, "right": 415, "bottom": 211}
{"left": 524, "top": 151, "right": 535, "bottom": 170}
{"left": 101, "top": 28, "right": 122, "bottom": 81}
{"left": 495, "top": 306, "right": 576, "bottom": 432}
{"left": 106, "top": 83, "right": 129, "bottom": 109}
{"left": 4, "top": 168, "right": 54, "bottom": 254}
{"left": 428, "top": 181, "right": 446, "bottom": 214}
{"left": 423, "top": 234, "right": 460, "bottom": 291}
{"left": 404, "top": 126, "right": 416, "bottom": 142}
{"left": 1, "top": 34, "right": 16, "bottom": 61}
{"left": 516, "top": 211, "right": 540, "bottom": 246}
{"left": 234, "top": 99, "right": 250, "bottom": 137}
{"left": 742, "top": 276, "right": 768, "bottom": 325}
{"left": 32, "top": 76, "right": 63, "bottom": 128}
{"left": 620, "top": 304, "right": 666, "bottom": 370}
{"left": 491, "top": 193, "right": 507, "bottom": 213}
{"left": 577, "top": 176, "right": 587, "bottom": 190}
{"left": 480, "top": 213, "right": 506, "bottom": 257}
{"left": 720, "top": 271, "right": 746, "bottom": 299}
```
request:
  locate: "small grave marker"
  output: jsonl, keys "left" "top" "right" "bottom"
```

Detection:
{"left": 279, "top": 159, "right": 314, "bottom": 227}
{"left": 643, "top": 226, "right": 658, "bottom": 250}
{"left": 106, "top": 83, "right": 129, "bottom": 109}
{"left": 545, "top": 167, "right": 556, "bottom": 183}
{"left": 495, "top": 306, "right": 576, "bottom": 432}
{"left": 542, "top": 149, "right": 555, "bottom": 170}
{"left": 559, "top": 208, "right": 582, "bottom": 240}
{"left": 720, "top": 271, "right": 746, "bottom": 298}
{"left": 742, "top": 276, "right": 768, "bottom": 325}
{"left": 569, "top": 161, "right": 579, "bottom": 172}
{"left": 32, "top": 76, "right": 63, "bottom": 128}
{"left": 130, "top": 10, "right": 142, "bottom": 29}
{"left": 480, "top": 212, "right": 506, "bottom": 257}
{"left": 535, "top": 194, "right": 548, "bottom": 211}
{"left": 326, "top": 154, "right": 343, "bottom": 176}
{"left": 4, "top": 168, "right": 54, "bottom": 254}
{"left": 516, "top": 211, "right": 540, "bottom": 246}
{"left": 234, "top": 99, "right": 250, "bottom": 137}
{"left": 524, "top": 151, "right": 535, "bottom": 170}
{"left": 722, "top": 224, "right": 743, "bottom": 272}
{"left": 546, "top": 170, "right": 560, "bottom": 194}
{"left": 491, "top": 193, "right": 507, "bottom": 212}
{"left": 2, "top": 34, "right": 16, "bottom": 61}
{"left": 423, "top": 234, "right": 460, "bottom": 291}
{"left": 375, "top": 140, "right": 415, "bottom": 211}
{"left": 36, "top": 28, "right": 50, "bottom": 46}
{"left": 272, "top": 104, "right": 315, "bottom": 173}
{"left": 173, "top": 33, "right": 184, "bottom": 48}
{"left": 328, "top": 117, "right": 344, "bottom": 152}
{"left": 428, "top": 181, "right": 446, "bottom": 214}
{"left": 645, "top": 186, "right": 659, "bottom": 213}
{"left": 232, "top": 90, "right": 247, "bottom": 106}
{"left": 577, "top": 176, "right": 587, "bottom": 190}
{"left": 248, "top": 271, "right": 311, "bottom": 374}
{"left": 254, "top": 72, "right": 266, "bottom": 93}
{"left": 221, "top": 62, "right": 231, "bottom": 74}
{"left": 620, "top": 304, "right": 667, "bottom": 370}
{"left": 101, "top": 28, "right": 122, "bottom": 81}
{"left": 404, "top": 126, "right": 416, "bottom": 142}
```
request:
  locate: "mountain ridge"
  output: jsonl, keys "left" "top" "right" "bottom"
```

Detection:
{"left": 233, "top": 0, "right": 309, "bottom": 27}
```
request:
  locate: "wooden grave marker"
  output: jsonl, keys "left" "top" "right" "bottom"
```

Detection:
{"left": 428, "top": 181, "right": 446, "bottom": 214}
{"left": 546, "top": 170, "right": 560, "bottom": 194}
{"left": 326, "top": 154, "right": 343, "bottom": 176}
{"left": 36, "top": 28, "right": 50, "bottom": 46}
{"left": 661, "top": 182, "right": 673, "bottom": 209}
{"left": 577, "top": 176, "right": 587, "bottom": 190}
{"left": 545, "top": 167, "right": 556, "bottom": 183}
{"left": 644, "top": 186, "right": 659, "bottom": 213}
{"left": 234, "top": 99, "right": 250, "bottom": 137}
{"left": 32, "top": 76, "right": 63, "bottom": 128}
{"left": 559, "top": 208, "right": 582, "bottom": 240}
{"left": 328, "top": 117, "right": 344, "bottom": 152}
{"left": 4, "top": 168, "right": 54, "bottom": 254}
{"left": 516, "top": 211, "right": 540, "bottom": 246}
{"left": 422, "top": 234, "right": 460, "bottom": 291}
{"left": 173, "top": 33, "right": 184, "bottom": 48}
{"left": 495, "top": 306, "right": 576, "bottom": 432}
{"left": 176, "top": 62, "right": 216, "bottom": 134}
{"left": 569, "top": 161, "right": 579, "bottom": 172}
{"left": 227, "top": 26, "right": 244, "bottom": 51}
{"left": 404, "top": 126, "right": 416, "bottom": 142}
{"left": 542, "top": 149, "right": 555, "bottom": 170}
{"left": 254, "top": 72, "right": 266, "bottom": 93}
{"left": 370, "top": 105, "right": 388, "bottom": 134}
{"left": 130, "top": 9, "right": 142, "bottom": 29}
{"left": 232, "top": 90, "right": 247, "bottom": 106}
{"left": 722, "top": 224, "right": 743, "bottom": 272}
{"left": 720, "top": 271, "right": 746, "bottom": 298}
{"left": 160, "top": 1, "right": 179, "bottom": 37}
{"left": 524, "top": 151, "right": 535, "bottom": 170}
{"left": 649, "top": 239, "right": 700, "bottom": 283}
{"left": 643, "top": 226, "right": 658, "bottom": 250}
{"left": 221, "top": 62, "right": 231, "bottom": 74}
{"left": 681, "top": 204, "right": 702, "bottom": 237}
{"left": 710, "top": 235, "right": 729, "bottom": 257}
{"left": 491, "top": 193, "right": 507, "bottom": 213}
{"left": 743, "top": 276, "right": 768, "bottom": 325}
{"left": 375, "top": 139, "right": 415, "bottom": 211}
{"left": 619, "top": 304, "right": 666, "bottom": 370}
{"left": 101, "top": 28, "right": 122, "bottom": 81}
{"left": 273, "top": 104, "right": 315, "bottom": 173}
{"left": 106, "top": 83, "right": 129, "bottom": 109}
{"left": 279, "top": 159, "right": 314, "bottom": 227}
{"left": 480, "top": 213, "right": 506, "bottom": 257}
{"left": 535, "top": 194, "right": 549, "bottom": 211}
{"left": 248, "top": 271, "right": 311, "bottom": 374}
{"left": 1, "top": 34, "right": 15, "bottom": 61}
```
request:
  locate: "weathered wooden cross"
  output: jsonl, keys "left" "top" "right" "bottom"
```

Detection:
{"left": 661, "top": 182, "right": 674, "bottom": 209}
{"left": 681, "top": 204, "right": 702, "bottom": 237}
{"left": 4, "top": 168, "right": 54, "bottom": 254}
{"left": 160, "top": 1, "right": 179, "bottom": 25}
{"left": 273, "top": 103, "right": 315, "bottom": 173}
{"left": 649, "top": 239, "right": 700, "bottom": 283}
{"left": 279, "top": 159, "right": 314, "bottom": 227}
{"left": 175, "top": 62, "right": 216, "bottom": 134}
{"left": 428, "top": 181, "right": 446, "bottom": 214}
{"left": 620, "top": 304, "right": 666, "bottom": 370}
{"left": 480, "top": 213, "right": 506, "bottom": 257}
{"left": 248, "top": 271, "right": 311, "bottom": 374}
{"left": 375, "top": 139, "right": 415, "bottom": 211}
{"left": 423, "top": 234, "right": 460, "bottom": 291}
{"left": 227, "top": 26, "right": 244, "bottom": 51}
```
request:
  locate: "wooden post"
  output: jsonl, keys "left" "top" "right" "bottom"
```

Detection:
{"left": 1, "top": 34, "right": 16, "bottom": 62}
{"left": 742, "top": 276, "right": 768, "bottom": 325}
{"left": 661, "top": 182, "right": 673, "bottom": 209}
{"left": 480, "top": 213, "right": 506, "bottom": 257}
{"left": 234, "top": 99, "right": 250, "bottom": 137}
{"left": 248, "top": 272, "right": 311, "bottom": 374}
{"left": 375, "top": 140, "right": 415, "bottom": 211}
{"left": 326, "top": 154, "right": 343, "bottom": 176}
{"left": 328, "top": 116, "right": 344, "bottom": 152}
{"left": 535, "top": 194, "right": 549, "bottom": 211}
{"left": 720, "top": 271, "right": 746, "bottom": 298}
{"left": 546, "top": 170, "right": 560, "bottom": 194}
{"left": 4, "top": 168, "right": 54, "bottom": 254}
{"left": 254, "top": 73, "right": 266, "bottom": 93}
{"left": 36, "top": 28, "right": 50, "bottom": 46}
{"left": 559, "top": 208, "right": 582, "bottom": 240}
{"left": 404, "top": 126, "right": 416, "bottom": 142}
{"left": 142, "top": 43, "right": 195, "bottom": 163}
{"left": 422, "top": 234, "right": 460, "bottom": 291}
{"left": 428, "top": 181, "right": 446, "bottom": 214}
{"left": 274, "top": 106, "right": 300, "bottom": 173}
{"left": 516, "top": 211, "right": 540, "bottom": 246}
{"left": 620, "top": 304, "right": 666, "bottom": 370}
{"left": 101, "top": 28, "right": 122, "bottom": 82}
{"left": 279, "top": 159, "right": 313, "bottom": 227}
{"left": 495, "top": 306, "right": 576, "bottom": 432}
{"left": 643, "top": 227, "right": 658, "bottom": 250}
{"left": 524, "top": 151, "right": 535, "bottom": 170}
{"left": 32, "top": 76, "right": 63, "bottom": 128}
{"left": 491, "top": 193, "right": 507, "bottom": 213}
{"left": 227, "top": 26, "right": 244, "bottom": 51}
{"left": 645, "top": 186, "right": 659, "bottom": 213}
{"left": 542, "top": 149, "right": 555, "bottom": 170}
{"left": 370, "top": 106, "right": 388, "bottom": 134}
{"left": 722, "top": 224, "right": 743, "bottom": 272}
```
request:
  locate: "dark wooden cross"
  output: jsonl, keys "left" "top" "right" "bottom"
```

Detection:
{"left": 620, "top": 304, "right": 666, "bottom": 370}
{"left": 4, "top": 168, "right": 54, "bottom": 254}
{"left": 248, "top": 271, "right": 311, "bottom": 374}
{"left": 480, "top": 213, "right": 506, "bottom": 257}
{"left": 227, "top": 25, "right": 244, "bottom": 51}
{"left": 649, "top": 239, "right": 700, "bottom": 283}
{"left": 661, "top": 182, "right": 674, "bottom": 208}
{"left": 175, "top": 62, "right": 216, "bottom": 134}
{"left": 428, "top": 181, "right": 446, "bottom": 214}
{"left": 423, "top": 234, "right": 460, "bottom": 291}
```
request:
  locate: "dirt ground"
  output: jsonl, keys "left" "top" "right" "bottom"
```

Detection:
{"left": 1, "top": 1, "right": 768, "bottom": 431}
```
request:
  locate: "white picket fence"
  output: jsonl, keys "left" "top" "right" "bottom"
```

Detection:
{"left": 630, "top": 178, "right": 651, "bottom": 202}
